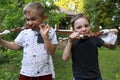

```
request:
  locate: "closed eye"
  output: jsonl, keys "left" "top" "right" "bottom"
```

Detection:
{"left": 76, "top": 26, "right": 82, "bottom": 29}
{"left": 24, "top": 17, "right": 37, "bottom": 21}
{"left": 84, "top": 24, "right": 90, "bottom": 27}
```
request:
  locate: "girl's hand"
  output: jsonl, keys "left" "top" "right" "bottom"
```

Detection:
{"left": 69, "top": 32, "right": 80, "bottom": 42}
{"left": 109, "top": 29, "right": 118, "bottom": 34}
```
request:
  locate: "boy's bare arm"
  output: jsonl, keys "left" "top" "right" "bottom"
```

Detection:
{"left": 43, "top": 38, "right": 57, "bottom": 55}
{"left": 39, "top": 24, "right": 57, "bottom": 55}
{"left": 0, "top": 39, "right": 21, "bottom": 50}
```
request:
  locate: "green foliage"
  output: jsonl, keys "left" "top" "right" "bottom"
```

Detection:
{"left": 0, "top": 51, "right": 9, "bottom": 64}
{"left": 0, "top": 49, "right": 22, "bottom": 80}
{"left": 0, "top": 68, "right": 18, "bottom": 80}
{"left": 2, "top": 9, "right": 24, "bottom": 29}
{"left": 35, "top": 0, "right": 66, "bottom": 27}
{"left": 46, "top": 12, "right": 66, "bottom": 27}
{"left": 0, "top": 49, "right": 22, "bottom": 67}
{"left": 116, "top": 72, "right": 120, "bottom": 80}
{"left": 83, "top": 0, "right": 120, "bottom": 30}
{"left": 0, "top": 0, "right": 66, "bottom": 41}
{"left": 83, "top": 0, "right": 120, "bottom": 44}
{"left": 0, "top": 0, "right": 25, "bottom": 41}
{"left": 5, "top": 49, "right": 22, "bottom": 67}
{"left": 2, "top": 8, "right": 24, "bottom": 40}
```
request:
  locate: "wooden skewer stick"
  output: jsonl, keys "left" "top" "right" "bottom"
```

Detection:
{"left": 0, "top": 25, "right": 32, "bottom": 35}
{"left": 0, "top": 25, "right": 104, "bottom": 39}
{"left": 79, "top": 31, "right": 104, "bottom": 39}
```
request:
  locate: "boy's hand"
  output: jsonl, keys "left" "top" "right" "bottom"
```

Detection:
{"left": 39, "top": 24, "right": 51, "bottom": 39}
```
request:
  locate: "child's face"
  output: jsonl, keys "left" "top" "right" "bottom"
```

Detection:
{"left": 24, "top": 10, "right": 45, "bottom": 29}
{"left": 74, "top": 17, "right": 90, "bottom": 34}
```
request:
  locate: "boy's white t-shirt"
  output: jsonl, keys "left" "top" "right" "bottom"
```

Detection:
{"left": 49, "top": 55, "right": 55, "bottom": 78}
{"left": 14, "top": 28, "right": 57, "bottom": 77}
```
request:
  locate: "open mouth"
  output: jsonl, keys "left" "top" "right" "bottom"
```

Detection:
{"left": 26, "top": 25, "right": 38, "bottom": 30}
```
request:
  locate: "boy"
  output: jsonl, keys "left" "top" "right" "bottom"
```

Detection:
{"left": 0, "top": 2, "right": 57, "bottom": 80}
{"left": 62, "top": 14, "right": 118, "bottom": 80}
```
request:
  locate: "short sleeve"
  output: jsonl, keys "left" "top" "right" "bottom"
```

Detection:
{"left": 49, "top": 28, "right": 58, "bottom": 45}
{"left": 14, "top": 31, "right": 25, "bottom": 47}
{"left": 95, "top": 37, "right": 104, "bottom": 47}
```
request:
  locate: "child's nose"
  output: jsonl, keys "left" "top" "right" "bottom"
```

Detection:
{"left": 27, "top": 20, "right": 33, "bottom": 25}
{"left": 81, "top": 27, "right": 86, "bottom": 31}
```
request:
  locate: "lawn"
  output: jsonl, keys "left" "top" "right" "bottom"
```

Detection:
{"left": 0, "top": 46, "right": 120, "bottom": 80}
{"left": 53, "top": 47, "right": 120, "bottom": 80}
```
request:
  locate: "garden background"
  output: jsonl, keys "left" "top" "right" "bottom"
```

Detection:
{"left": 0, "top": 0, "right": 120, "bottom": 80}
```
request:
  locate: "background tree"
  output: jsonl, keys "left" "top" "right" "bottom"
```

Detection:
{"left": 0, "top": 0, "right": 25, "bottom": 45}
{"left": 0, "top": 0, "right": 120, "bottom": 42}
{"left": 55, "top": 0, "right": 120, "bottom": 44}
{"left": 55, "top": 0, "right": 84, "bottom": 13}
{"left": 0, "top": 0, "right": 66, "bottom": 40}
{"left": 0, "top": 0, "right": 66, "bottom": 51}
{"left": 55, "top": 0, "right": 120, "bottom": 30}
{"left": 83, "top": 0, "right": 120, "bottom": 30}
{"left": 83, "top": 0, "right": 120, "bottom": 43}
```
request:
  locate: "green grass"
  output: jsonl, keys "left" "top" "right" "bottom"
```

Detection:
{"left": 0, "top": 46, "right": 120, "bottom": 80}
{"left": 98, "top": 47, "right": 120, "bottom": 80}
{"left": 53, "top": 50, "right": 72, "bottom": 80}
{"left": 53, "top": 47, "right": 120, "bottom": 80}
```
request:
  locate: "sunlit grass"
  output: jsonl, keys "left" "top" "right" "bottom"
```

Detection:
{"left": 53, "top": 46, "right": 120, "bottom": 80}
{"left": 0, "top": 46, "right": 120, "bottom": 80}
{"left": 99, "top": 47, "right": 120, "bottom": 80}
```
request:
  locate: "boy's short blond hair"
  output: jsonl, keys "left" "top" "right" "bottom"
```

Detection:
{"left": 23, "top": 2, "right": 45, "bottom": 16}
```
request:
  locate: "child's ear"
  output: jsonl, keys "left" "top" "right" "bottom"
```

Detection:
{"left": 42, "top": 15, "right": 46, "bottom": 20}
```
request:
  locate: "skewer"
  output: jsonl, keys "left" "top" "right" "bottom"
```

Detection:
{"left": 0, "top": 25, "right": 31, "bottom": 35}
{"left": 0, "top": 23, "right": 49, "bottom": 35}
{"left": 0, "top": 30, "right": 11, "bottom": 35}
{"left": 79, "top": 31, "right": 104, "bottom": 39}
{"left": 0, "top": 25, "right": 107, "bottom": 39}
